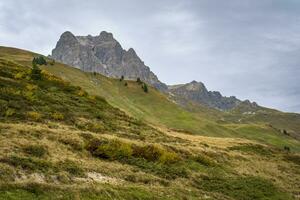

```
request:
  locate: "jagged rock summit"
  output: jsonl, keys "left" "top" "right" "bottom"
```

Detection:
{"left": 168, "top": 80, "right": 258, "bottom": 110}
{"left": 51, "top": 31, "right": 168, "bottom": 91}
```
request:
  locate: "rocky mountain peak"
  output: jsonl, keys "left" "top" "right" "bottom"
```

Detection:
{"left": 99, "top": 31, "right": 114, "bottom": 41}
{"left": 58, "top": 31, "right": 78, "bottom": 45}
{"left": 51, "top": 31, "right": 168, "bottom": 91}
{"left": 186, "top": 81, "right": 207, "bottom": 91}
{"left": 127, "top": 48, "right": 137, "bottom": 56}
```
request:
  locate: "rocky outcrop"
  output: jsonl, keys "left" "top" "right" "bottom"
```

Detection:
{"left": 168, "top": 81, "right": 258, "bottom": 111}
{"left": 51, "top": 31, "right": 168, "bottom": 91}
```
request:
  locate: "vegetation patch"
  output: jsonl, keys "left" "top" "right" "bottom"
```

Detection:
{"left": 228, "top": 143, "right": 274, "bottom": 157}
{"left": 58, "top": 159, "right": 85, "bottom": 177}
{"left": 1, "top": 155, "right": 53, "bottom": 172}
{"left": 23, "top": 144, "right": 48, "bottom": 157}
{"left": 193, "top": 175, "right": 291, "bottom": 200}
{"left": 284, "top": 154, "right": 300, "bottom": 165}
{"left": 190, "top": 154, "right": 216, "bottom": 167}
{"left": 86, "top": 138, "right": 186, "bottom": 179}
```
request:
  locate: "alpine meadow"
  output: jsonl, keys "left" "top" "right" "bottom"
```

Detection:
{"left": 0, "top": 1, "right": 300, "bottom": 199}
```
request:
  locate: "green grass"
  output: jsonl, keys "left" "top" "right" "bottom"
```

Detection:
{"left": 193, "top": 176, "right": 292, "bottom": 200}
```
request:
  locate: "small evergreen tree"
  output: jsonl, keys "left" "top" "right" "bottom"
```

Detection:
{"left": 124, "top": 82, "right": 128, "bottom": 86}
{"left": 142, "top": 83, "right": 148, "bottom": 93}
{"left": 32, "top": 56, "right": 47, "bottom": 65}
{"left": 120, "top": 75, "right": 124, "bottom": 81}
{"left": 137, "top": 77, "right": 142, "bottom": 84}
{"left": 30, "top": 63, "right": 42, "bottom": 80}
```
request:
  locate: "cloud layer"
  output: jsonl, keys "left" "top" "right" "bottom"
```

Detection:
{"left": 0, "top": 0, "right": 299, "bottom": 112}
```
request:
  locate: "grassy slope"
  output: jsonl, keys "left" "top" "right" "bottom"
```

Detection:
{"left": 0, "top": 46, "right": 299, "bottom": 152}
{"left": 0, "top": 46, "right": 299, "bottom": 199}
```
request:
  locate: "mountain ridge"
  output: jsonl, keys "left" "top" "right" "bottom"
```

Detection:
{"left": 168, "top": 80, "right": 258, "bottom": 110}
{"left": 51, "top": 31, "right": 260, "bottom": 111}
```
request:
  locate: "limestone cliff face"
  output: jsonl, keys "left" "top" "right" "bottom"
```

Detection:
{"left": 51, "top": 31, "right": 168, "bottom": 91}
{"left": 168, "top": 81, "right": 258, "bottom": 111}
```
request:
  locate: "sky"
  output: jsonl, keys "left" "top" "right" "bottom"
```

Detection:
{"left": 0, "top": 0, "right": 299, "bottom": 113}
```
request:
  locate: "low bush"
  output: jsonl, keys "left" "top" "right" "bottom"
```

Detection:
{"left": 88, "top": 139, "right": 133, "bottom": 160}
{"left": 23, "top": 144, "right": 48, "bottom": 157}
{"left": 59, "top": 159, "right": 85, "bottom": 177}
{"left": 5, "top": 108, "right": 15, "bottom": 117}
{"left": 1, "top": 155, "right": 52, "bottom": 172}
{"left": 86, "top": 138, "right": 184, "bottom": 179}
{"left": 59, "top": 137, "right": 84, "bottom": 151}
{"left": 27, "top": 111, "right": 42, "bottom": 121}
{"left": 191, "top": 154, "right": 215, "bottom": 167}
{"left": 0, "top": 164, "right": 14, "bottom": 181}
{"left": 132, "top": 144, "right": 179, "bottom": 164}
{"left": 77, "top": 90, "right": 87, "bottom": 97}
{"left": 51, "top": 112, "right": 64, "bottom": 120}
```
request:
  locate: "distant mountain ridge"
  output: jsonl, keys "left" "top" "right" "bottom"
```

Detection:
{"left": 51, "top": 31, "right": 258, "bottom": 111}
{"left": 168, "top": 80, "right": 258, "bottom": 110}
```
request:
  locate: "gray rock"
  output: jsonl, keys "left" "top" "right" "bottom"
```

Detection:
{"left": 168, "top": 80, "right": 257, "bottom": 111}
{"left": 51, "top": 31, "right": 168, "bottom": 91}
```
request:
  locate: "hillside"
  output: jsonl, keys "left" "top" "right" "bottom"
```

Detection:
{"left": 0, "top": 47, "right": 300, "bottom": 199}
{"left": 1, "top": 46, "right": 300, "bottom": 152}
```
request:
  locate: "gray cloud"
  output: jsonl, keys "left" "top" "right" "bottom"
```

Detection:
{"left": 0, "top": 0, "right": 299, "bottom": 112}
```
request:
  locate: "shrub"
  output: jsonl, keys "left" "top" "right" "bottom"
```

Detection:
{"left": 27, "top": 111, "right": 42, "bottom": 121}
{"left": 142, "top": 83, "right": 148, "bottom": 93}
{"left": 51, "top": 112, "right": 64, "bottom": 120}
{"left": 59, "top": 137, "right": 84, "bottom": 151}
{"left": 0, "top": 164, "right": 14, "bottom": 181}
{"left": 5, "top": 108, "right": 15, "bottom": 117}
{"left": 1, "top": 155, "right": 52, "bottom": 172}
{"left": 77, "top": 90, "right": 87, "bottom": 97}
{"left": 192, "top": 154, "right": 215, "bottom": 166}
{"left": 90, "top": 139, "right": 133, "bottom": 160}
{"left": 30, "top": 64, "right": 42, "bottom": 80}
{"left": 132, "top": 144, "right": 179, "bottom": 164}
{"left": 132, "top": 144, "right": 163, "bottom": 162}
{"left": 23, "top": 144, "right": 48, "bottom": 157}
{"left": 59, "top": 159, "right": 85, "bottom": 177}
{"left": 120, "top": 75, "right": 124, "bottom": 81}
{"left": 26, "top": 84, "right": 38, "bottom": 91}
{"left": 283, "top": 146, "right": 290, "bottom": 153}
{"left": 124, "top": 82, "right": 128, "bottom": 86}
{"left": 14, "top": 72, "right": 25, "bottom": 79}
{"left": 32, "top": 56, "right": 47, "bottom": 66}
{"left": 159, "top": 151, "right": 180, "bottom": 164}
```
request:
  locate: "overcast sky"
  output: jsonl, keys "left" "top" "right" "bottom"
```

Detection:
{"left": 0, "top": 0, "right": 299, "bottom": 113}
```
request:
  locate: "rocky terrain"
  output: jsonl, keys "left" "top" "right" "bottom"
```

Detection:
{"left": 168, "top": 80, "right": 258, "bottom": 110}
{"left": 51, "top": 31, "right": 168, "bottom": 91}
